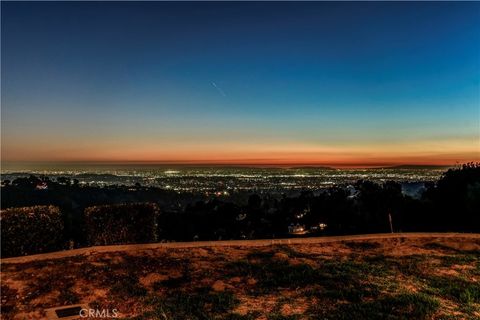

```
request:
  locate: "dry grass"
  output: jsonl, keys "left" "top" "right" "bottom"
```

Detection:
{"left": 1, "top": 236, "right": 479, "bottom": 319}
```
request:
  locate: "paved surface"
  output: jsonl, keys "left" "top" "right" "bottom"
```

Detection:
{"left": 2, "top": 232, "right": 480, "bottom": 264}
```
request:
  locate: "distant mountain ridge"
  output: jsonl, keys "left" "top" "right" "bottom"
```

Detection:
{"left": 384, "top": 165, "right": 454, "bottom": 170}
{"left": 288, "top": 166, "right": 336, "bottom": 170}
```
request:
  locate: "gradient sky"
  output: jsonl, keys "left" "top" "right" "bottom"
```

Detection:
{"left": 2, "top": 1, "right": 479, "bottom": 166}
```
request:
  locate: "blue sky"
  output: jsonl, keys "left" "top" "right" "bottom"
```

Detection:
{"left": 2, "top": 2, "right": 479, "bottom": 165}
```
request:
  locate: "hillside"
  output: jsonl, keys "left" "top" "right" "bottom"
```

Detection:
{"left": 1, "top": 233, "right": 480, "bottom": 319}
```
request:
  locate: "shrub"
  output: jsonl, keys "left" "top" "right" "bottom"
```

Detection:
{"left": 84, "top": 202, "right": 160, "bottom": 246}
{"left": 1, "top": 205, "right": 64, "bottom": 257}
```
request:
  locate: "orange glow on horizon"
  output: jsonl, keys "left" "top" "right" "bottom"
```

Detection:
{"left": 2, "top": 139, "right": 478, "bottom": 168}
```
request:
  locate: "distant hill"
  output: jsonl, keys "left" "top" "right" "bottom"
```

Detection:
{"left": 289, "top": 166, "right": 336, "bottom": 170}
{"left": 384, "top": 165, "right": 454, "bottom": 170}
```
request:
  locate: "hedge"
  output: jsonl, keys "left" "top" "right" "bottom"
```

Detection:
{"left": 1, "top": 205, "right": 64, "bottom": 257}
{"left": 84, "top": 202, "right": 160, "bottom": 246}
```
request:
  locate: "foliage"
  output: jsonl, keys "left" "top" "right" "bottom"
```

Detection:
{"left": 84, "top": 202, "right": 160, "bottom": 246}
{"left": 0, "top": 205, "right": 64, "bottom": 257}
{"left": 421, "top": 162, "right": 480, "bottom": 231}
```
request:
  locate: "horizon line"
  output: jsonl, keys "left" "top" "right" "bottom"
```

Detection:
{"left": 0, "top": 160, "right": 462, "bottom": 169}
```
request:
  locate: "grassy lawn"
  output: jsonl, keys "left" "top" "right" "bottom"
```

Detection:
{"left": 1, "top": 237, "right": 479, "bottom": 319}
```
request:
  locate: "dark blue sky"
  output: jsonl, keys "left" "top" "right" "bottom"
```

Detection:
{"left": 2, "top": 2, "right": 479, "bottom": 165}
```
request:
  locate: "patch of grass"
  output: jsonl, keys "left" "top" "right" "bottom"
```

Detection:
{"left": 320, "top": 293, "right": 439, "bottom": 320}
{"left": 424, "top": 242, "right": 480, "bottom": 255}
{"left": 318, "top": 258, "right": 390, "bottom": 282}
{"left": 343, "top": 241, "right": 381, "bottom": 250}
{"left": 131, "top": 288, "right": 238, "bottom": 320}
{"left": 363, "top": 254, "right": 387, "bottom": 263}
{"left": 78, "top": 262, "right": 105, "bottom": 281}
{"left": 224, "top": 312, "right": 262, "bottom": 320}
{"left": 110, "top": 273, "right": 147, "bottom": 299}
{"left": 229, "top": 256, "right": 389, "bottom": 298}
{"left": 381, "top": 255, "right": 427, "bottom": 277}
{"left": 244, "top": 245, "right": 315, "bottom": 264}
{"left": 267, "top": 314, "right": 301, "bottom": 320}
{"left": 246, "top": 250, "right": 276, "bottom": 260}
{"left": 423, "top": 242, "right": 459, "bottom": 252}
{"left": 425, "top": 275, "right": 480, "bottom": 304}
{"left": 227, "top": 259, "right": 317, "bottom": 291}
{"left": 309, "top": 259, "right": 384, "bottom": 302}
{"left": 312, "top": 283, "right": 381, "bottom": 302}
{"left": 23, "top": 272, "right": 77, "bottom": 304}
{"left": 122, "top": 254, "right": 178, "bottom": 274}
{"left": 226, "top": 260, "right": 256, "bottom": 276}
{"left": 152, "top": 274, "right": 191, "bottom": 290}
{"left": 58, "top": 287, "right": 80, "bottom": 305}
{"left": 275, "top": 245, "right": 316, "bottom": 259}
{"left": 439, "top": 254, "right": 478, "bottom": 267}
{"left": 259, "top": 262, "right": 317, "bottom": 289}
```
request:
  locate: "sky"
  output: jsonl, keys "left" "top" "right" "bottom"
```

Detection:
{"left": 1, "top": 2, "right": 479, "bottom": 167}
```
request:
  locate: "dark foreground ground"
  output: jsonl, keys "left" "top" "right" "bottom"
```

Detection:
{"left": 1, "top": 234, "right": 480, "bottom": 320}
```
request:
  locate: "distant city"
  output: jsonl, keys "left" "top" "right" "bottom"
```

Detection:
{"left": 1, "top": 164, "right": 449, "bottom": 196}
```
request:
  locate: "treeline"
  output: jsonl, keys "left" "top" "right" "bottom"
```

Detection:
{"left": 1, "top": 163, "right": 479, "bottom": 257}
